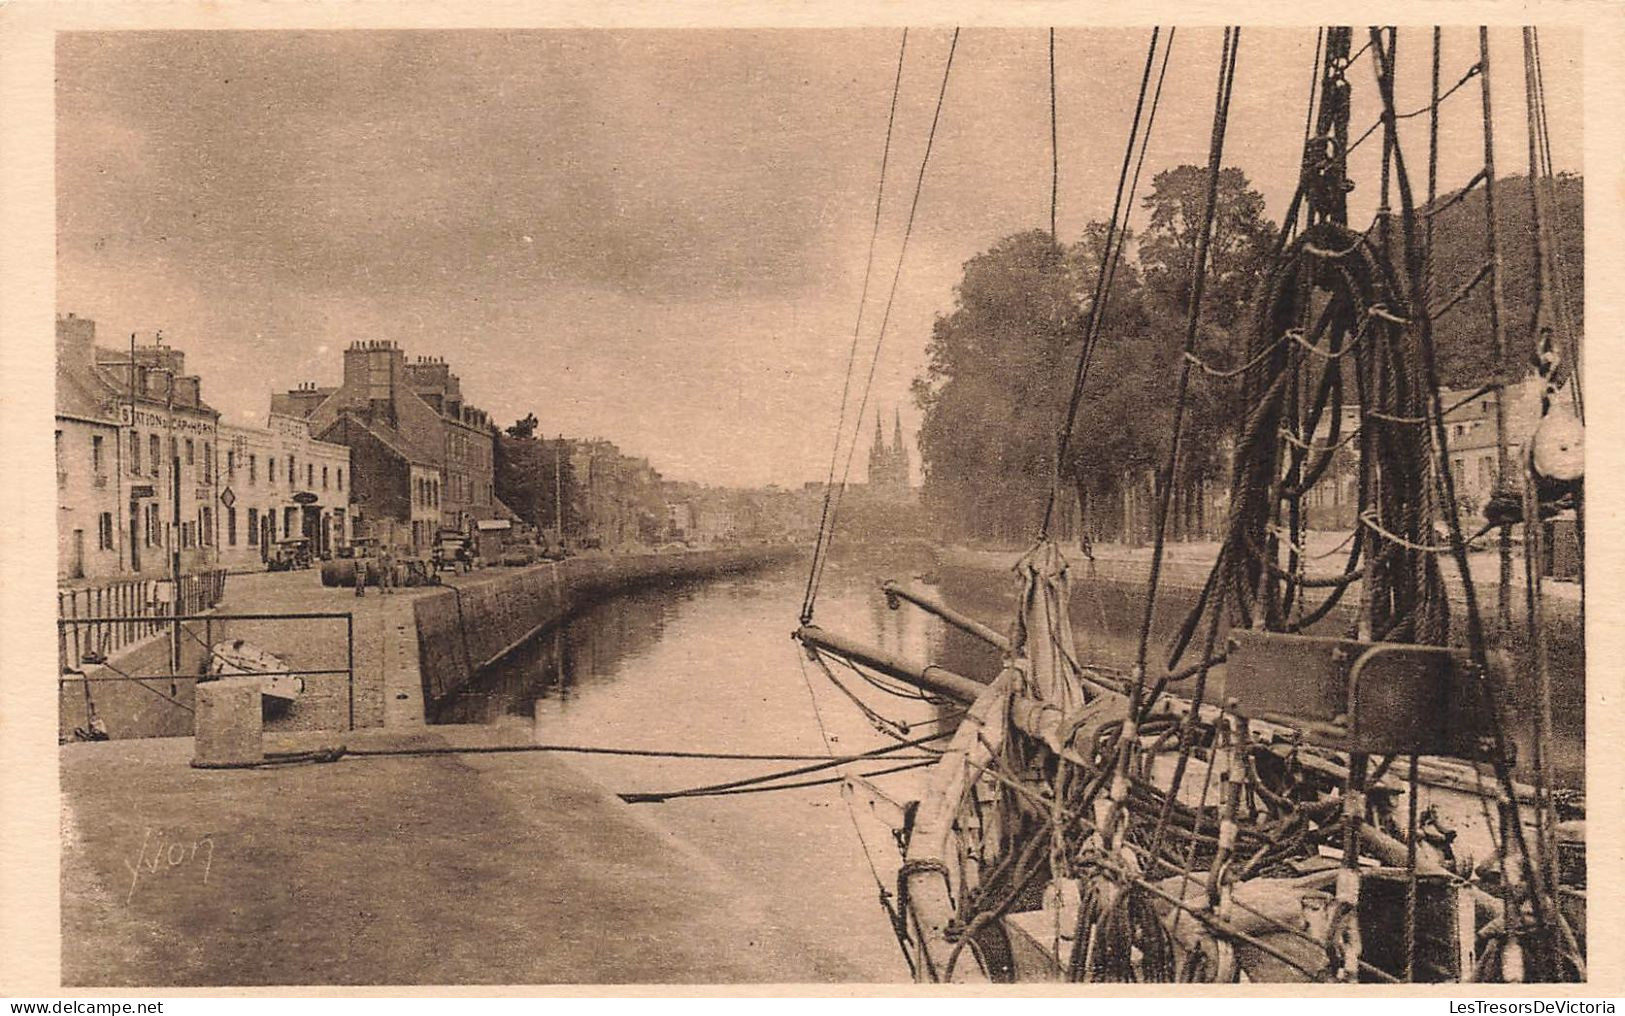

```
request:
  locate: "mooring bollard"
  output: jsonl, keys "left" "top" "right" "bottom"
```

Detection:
{"left": 193, "top": 678, "right": 264, "bottom": 767}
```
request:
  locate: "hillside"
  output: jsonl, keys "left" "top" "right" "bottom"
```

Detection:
{"left": 1425, "top": 173, "right": 1583, "bottom": 386}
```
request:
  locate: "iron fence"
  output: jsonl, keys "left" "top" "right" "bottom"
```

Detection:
{"left": 56, "top": 570, "right": 227, "bottom": 672}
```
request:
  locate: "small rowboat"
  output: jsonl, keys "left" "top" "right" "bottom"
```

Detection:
{"left": 209, "top": 639, "right": 304, "bottom": 705}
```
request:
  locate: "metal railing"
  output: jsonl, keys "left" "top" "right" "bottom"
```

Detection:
{"left": 56, "top": 570, "right": 227, "bottom": 670}
{"left": 58, "top": 611, "right": 358, "bottom": 731}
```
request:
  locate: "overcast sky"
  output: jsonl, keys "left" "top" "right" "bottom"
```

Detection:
{"left": 56, "top": 27, "right": 1581, "bottom": 487}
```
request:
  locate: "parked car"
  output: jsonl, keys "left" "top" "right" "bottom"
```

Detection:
{"left": 433, "top": 534, "right": 472, "bottom": 573}
{"left": 268, "top": 538, "right": 313, "bottom": 571}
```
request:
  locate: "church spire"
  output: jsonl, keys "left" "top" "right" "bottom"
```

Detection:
{"left": 874, "top": 410, "right": 885, "bottom": 453}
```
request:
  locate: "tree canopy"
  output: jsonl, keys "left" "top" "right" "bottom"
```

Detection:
{"left": 911, "top": 166, "right": 1583, "bottom": 544}
{"left": 914, "top": 165, "right": 1275, "bottom": 541}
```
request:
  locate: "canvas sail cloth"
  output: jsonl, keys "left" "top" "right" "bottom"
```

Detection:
{"left": 1009, "top": 541, "right": 1091, "bottom": 719}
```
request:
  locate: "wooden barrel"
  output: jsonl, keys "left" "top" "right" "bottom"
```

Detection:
{"left": 321, "top": 560, "right": 359, "bottom": 587}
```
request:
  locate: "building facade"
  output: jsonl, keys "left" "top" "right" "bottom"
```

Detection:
{"left": 403, "top": 356, "right": 495, "bottom": 532}
{"left": 1300, "top": 376, "right": 1547, "bottom": 530}
{"left": 56, "top": 314, "right": 223, "bottom": 582}
{"left": 216, "top": 413, "right": 352, "bottom": 570}
{"left": 276, "top": 341, "right": 493, "bottom": 552}
{"left": 315, "top": 411, "right": 441, "bottom": 551}
{"left": 567, "top": 439, "right": 668, "bottom": 548}
{"left": 56, "top": 320, "right": 123, "bottom": 581}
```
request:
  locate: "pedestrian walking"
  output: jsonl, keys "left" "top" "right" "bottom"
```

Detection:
{"left": 379, "top": 545, "right": 397, "bottom": 595}
{"left": 354, "top": 556, "right": 367, "bottom": 597}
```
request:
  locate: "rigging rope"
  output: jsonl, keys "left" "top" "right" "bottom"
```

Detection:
{"left": 1041, "top": 26, "right": 1172, "bottom": 537}
{"left": 1346, "top": 60, "right": 1482, "bottom": 155}
{"left": 803, "top": 28, "right": 960, "bottom": 621}
{"left": 801, "top": 29, "right": 909, "bottom": 625}
{"left": 1050, "top": 27, "right": 1059, "bottom": 241}
{"left": 1132, "top": 26, "right": 1240, "bottom": 685}
{"left": 1371, "top": 26, "right": 1576, "bottom": 978}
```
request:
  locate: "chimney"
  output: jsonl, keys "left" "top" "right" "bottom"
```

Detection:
{"left": 56, "top": 314, "right": 97, "bottom": 371}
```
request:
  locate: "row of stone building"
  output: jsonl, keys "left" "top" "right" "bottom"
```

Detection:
{"left": 55, "top": 314, "right": 506, "bottom": 584}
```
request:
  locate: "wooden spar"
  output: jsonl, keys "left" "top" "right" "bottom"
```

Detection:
{"left": 901, "top": 669, "right": 1016, "bottom": 981}
{"left": 880, "top": 580, "right": 1011, "bottom": 652}
{"left": 793, "top": 624, "right": 987, "bottom": 703}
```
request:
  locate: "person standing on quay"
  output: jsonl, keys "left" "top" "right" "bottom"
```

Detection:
{"left": 379, "top": 544, "right": 397, "bottom": 595}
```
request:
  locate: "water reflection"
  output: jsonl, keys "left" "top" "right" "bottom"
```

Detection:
{"left": 431, "top": 585, "right": 693, "bottom": 724}
{"left": 431, "top": 548, "right": 957, "bottom": 982}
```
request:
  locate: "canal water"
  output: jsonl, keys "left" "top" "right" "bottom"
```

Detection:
{"left": 433, "top": 545, "right": 989, "bottom": 982}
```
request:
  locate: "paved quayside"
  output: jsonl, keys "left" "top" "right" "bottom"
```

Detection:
{"left": 61, "top": 723, "right": 865, "bottom": 985}
{"left": 60, "top": 549, "right": 849, "bottom": 985}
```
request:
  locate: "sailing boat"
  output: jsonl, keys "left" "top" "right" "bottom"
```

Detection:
{"left": 794, "top": 25, "right": 1584, "bottom": 984}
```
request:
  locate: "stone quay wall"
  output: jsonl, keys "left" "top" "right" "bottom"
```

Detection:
{"left": 413, "top": 546, "right": 797, "bottom": 705}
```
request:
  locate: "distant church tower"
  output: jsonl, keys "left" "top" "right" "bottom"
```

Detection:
{"left": 867, "top": 408, "right": 911, "bottom": 499}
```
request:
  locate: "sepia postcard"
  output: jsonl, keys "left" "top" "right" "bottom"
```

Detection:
{"left": 3, "top": 0, "right": 1624, "bottom": 999}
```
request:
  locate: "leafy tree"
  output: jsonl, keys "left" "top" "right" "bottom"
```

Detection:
{"left": 506, "top": 412, "right": 540, "bottom": 440}
{"left": 1138, "top": 165, "right": 1276, "bottom": 331}
{"left": 914, "top": 230, "right": 1080, "bottom": 539}
{"left": 914, "top": 166, "right": 1278, "bottom": 545}
{"left": 1425, "top": 173, "right": 1583, "bottom": 387}
{"left": 494, "top": 418, "right": 577, "bottom": 536}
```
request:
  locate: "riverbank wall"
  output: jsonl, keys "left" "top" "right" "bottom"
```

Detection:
{"left": 413, "top": 546, "right": 798, "bottom": 705}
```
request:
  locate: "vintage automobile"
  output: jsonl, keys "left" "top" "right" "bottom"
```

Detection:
{"left": 433, "top": 533, "right": 472, "bottom": 573}
{"left": 267, "top": 538, "right": 313, "bottom": 572}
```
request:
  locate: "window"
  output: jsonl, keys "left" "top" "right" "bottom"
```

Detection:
{"left": 92, "top": 434, "right": 104, "bottom": 475}
{"left": 322, "top": 465, "right": 328, "bottom": 489}
{"left": 185, "top": 438, "right": 194, "bottom": 466}
{"left": 337, "top": 468, "right": 343, "bottom": 492}
{"left": 130, "top": 431, "right": 142, "bottom": 474}
{"left": 98, "top": 512, "right": 114, "bottom": 551}
{"left": 149, "top": 435, "right": 160, "bottom": 476}
{"left": 168, "top": 436, "right": 178, "bottom": 465}
{"left": 269, "top": 458, "right": 276, "bottom": 484}
{"left": 247, "top": 507, "right": 259, "bottom": 545}
{"left": 147, "top": 504, "right": 158, "bottom": 547}
{"left": 227, "top": 507, "right": 237, "bottom": 546}
{"left": 227, "top": 450, "right": 235, "bottom": 476}
{"left": 55, "top": 430, "right": 64, "bottom": 486}
{"left": 201, "top": 506, "right": 213, "bottom": 546}
{"left": 182, "top": 521, "right": 194, "bottom": 549}
{"left": 267, "top": 510, "right": 276, "bottom": 541}
{"left": 288, "top": 456, "right": 295, "bottom": 484}
{"left": 203, "top": 442, "right": 212, "bottom": 482}
{"left": 307, "top": 463, "right": 314, "bottom": 487}
{"left": 284, "top": 507, "right": 297, "bottom": 540}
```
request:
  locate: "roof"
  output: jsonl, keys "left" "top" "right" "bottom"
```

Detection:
{"left": 56, "top": 359, "right": 120, "bottom": 425}
{"left": 327, "top": 411, "right": 439, "bottom": 467}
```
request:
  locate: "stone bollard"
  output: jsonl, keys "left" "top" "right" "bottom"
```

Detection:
{"left": 193, "top": 678, "right": 264, "bottom": 767}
